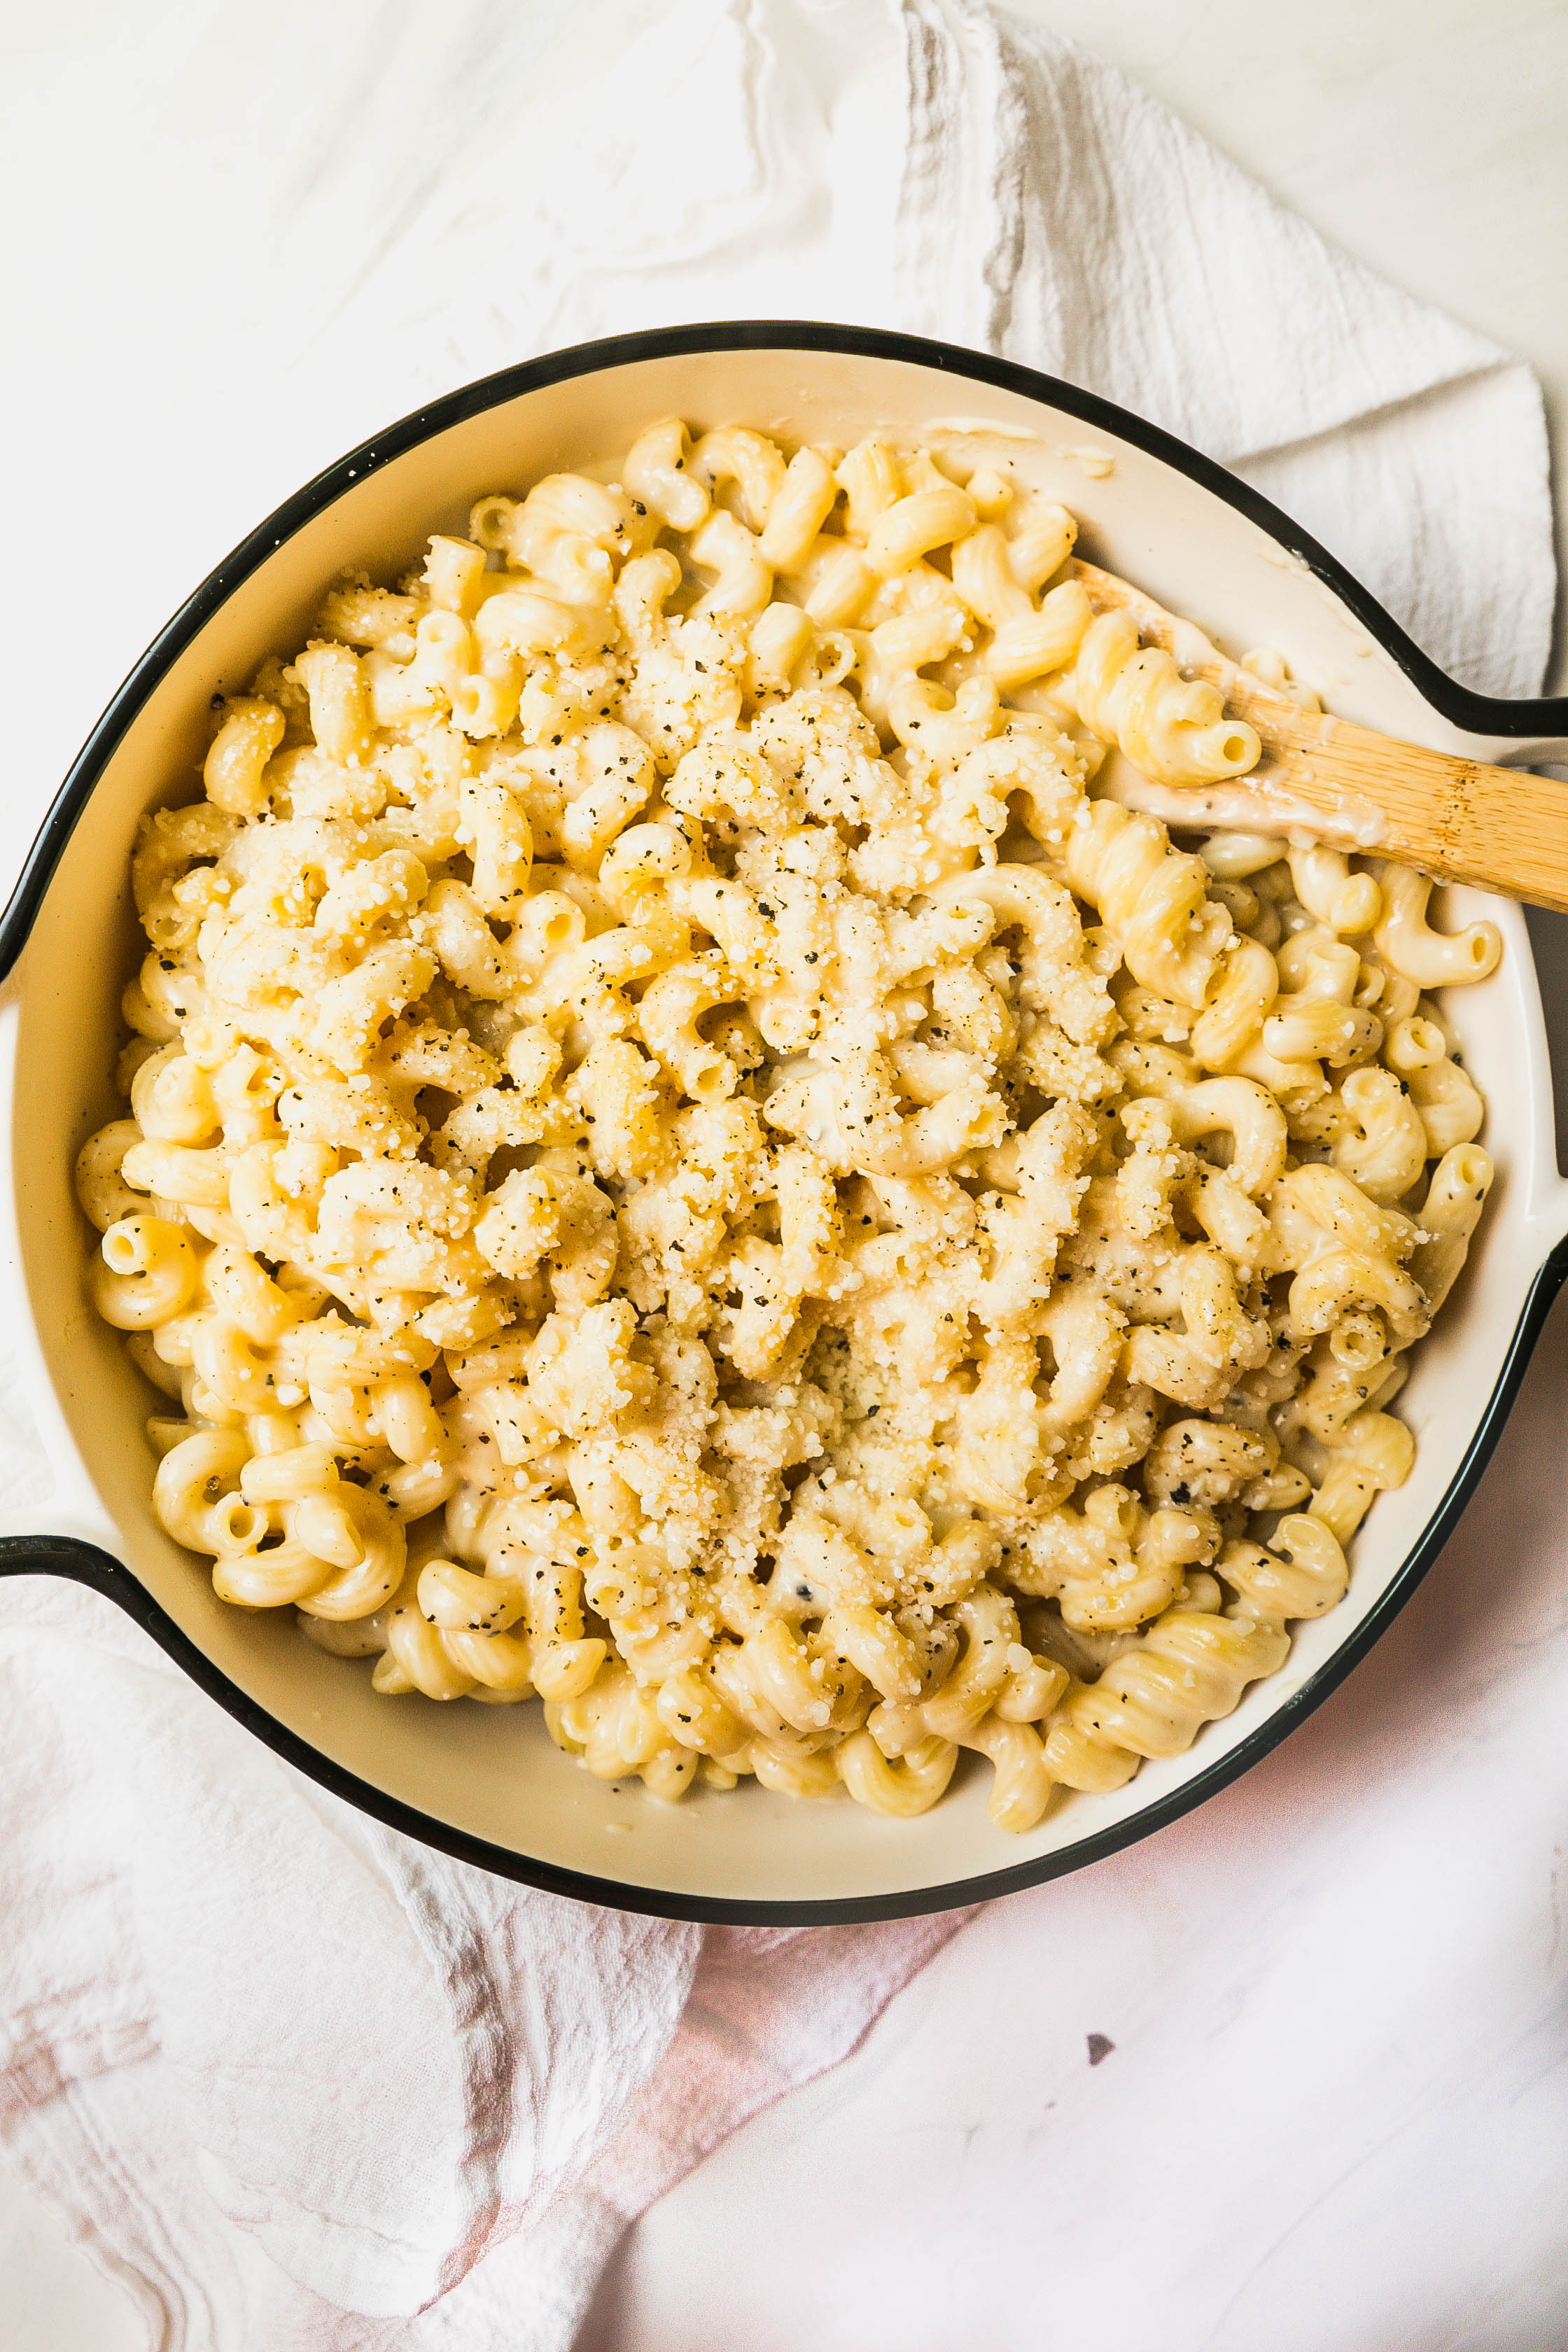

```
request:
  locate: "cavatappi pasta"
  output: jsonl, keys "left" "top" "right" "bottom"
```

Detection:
{"left": 78, "top": 420, "right": 1502, "bottom": 1833}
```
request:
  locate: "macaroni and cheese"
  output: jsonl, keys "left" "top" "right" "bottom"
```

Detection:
{"left": 78, "top": 419, "right": 1499, "bottom": 1831}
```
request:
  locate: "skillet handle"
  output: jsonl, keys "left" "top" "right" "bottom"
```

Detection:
{"left": 0, "top": 1537, "right": 237, "bottom": 1725}
{"left": 0, "top": 1532, "right": 133, "bottom": 1597}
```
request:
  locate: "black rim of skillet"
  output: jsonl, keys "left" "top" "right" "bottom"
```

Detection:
{"left": 3, "top": 318, "right": 1567, "bottom": 1926}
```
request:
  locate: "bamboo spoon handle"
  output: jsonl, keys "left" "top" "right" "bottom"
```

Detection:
{"left": 1070, "top": 560, "right": 1568, "bottom": 914}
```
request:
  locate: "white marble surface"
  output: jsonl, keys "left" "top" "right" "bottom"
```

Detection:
{"left": 3, "top": 2, "right": 1568, "bottom": 2344}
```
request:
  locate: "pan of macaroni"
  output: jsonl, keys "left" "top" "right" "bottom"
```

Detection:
{"left": 4, "top": 323, "right": 1568, "bottom": 1922}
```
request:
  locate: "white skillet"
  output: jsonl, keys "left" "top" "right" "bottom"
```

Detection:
{"left": 3, "top": 324, "right": 1564, "bottom": 1921}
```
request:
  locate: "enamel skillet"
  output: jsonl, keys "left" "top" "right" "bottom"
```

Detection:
{"left": 2, "top": 323, "right": 1565, "bottom": 1924}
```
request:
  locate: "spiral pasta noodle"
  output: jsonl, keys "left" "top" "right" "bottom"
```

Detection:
{"left": 80, "top": 417, "right": 1499, "bottom": 1837}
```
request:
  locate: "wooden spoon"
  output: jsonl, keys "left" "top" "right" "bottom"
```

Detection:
{"left": 1070, "top": 559, "right": 1568, "bottom": 913}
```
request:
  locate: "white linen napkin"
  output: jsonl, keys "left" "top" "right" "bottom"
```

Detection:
{"left": 0, "top": 4, "right": 1554, "bottom": 2348}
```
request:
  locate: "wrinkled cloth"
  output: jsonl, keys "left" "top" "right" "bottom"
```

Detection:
{"left": 0, "top": 2, "right": 1554, "bottom": 2348}
{"left": 0, "top": 1568, "right": 956, "bottom": 2344}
